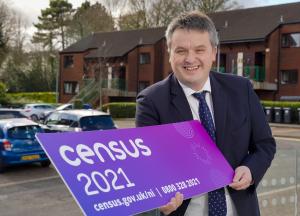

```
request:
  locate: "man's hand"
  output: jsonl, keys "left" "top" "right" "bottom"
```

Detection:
{"left": 229, "top": 166, "right": 253, "bottom": 190}
{"left": 159, "top": 192, "right": 184, "bottom": 215}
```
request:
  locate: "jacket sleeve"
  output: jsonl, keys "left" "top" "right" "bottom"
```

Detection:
{"left": 135, "top": 93, "right": 160, "bottom": 127}
{"left": 242, "top": 80, "right": 276, "bottom": 188}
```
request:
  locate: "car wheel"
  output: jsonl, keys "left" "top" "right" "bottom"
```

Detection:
{"left": 40, "top": 160, "right": 51, "bottom": 167}
{"left": 30, "top": 114, "right": 39, "bottom": 122}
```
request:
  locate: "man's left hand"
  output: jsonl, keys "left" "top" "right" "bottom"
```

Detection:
{"left": 229, "top": 166, "right": 253, "bottom": 190}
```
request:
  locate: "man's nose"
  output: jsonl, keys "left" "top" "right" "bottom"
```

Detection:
{"left": 184, "top": 51, "right": 197, "bottom": 63}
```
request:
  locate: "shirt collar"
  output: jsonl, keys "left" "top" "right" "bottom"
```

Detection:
{"left": 178, "top": 77, "right": 212, "bottom": 97}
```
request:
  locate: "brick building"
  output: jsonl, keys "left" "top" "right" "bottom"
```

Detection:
{"left": 59, "top": 2, "right": 300, "bottom": 104}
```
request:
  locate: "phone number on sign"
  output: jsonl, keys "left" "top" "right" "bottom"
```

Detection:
{"left": 161, "top": 178, "right": 200, "bottom": 194}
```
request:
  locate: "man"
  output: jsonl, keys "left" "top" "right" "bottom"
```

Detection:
{"left": 136, "top": 11, "right": 276, "bottom": 216}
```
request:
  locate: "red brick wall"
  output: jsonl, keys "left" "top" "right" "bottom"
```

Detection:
{"left": 277, "top": 23, "right": 300, "bottom": 99}
{"left": 59, "top": 52, "right": 86, "bottom": 103}
{"left": 126, "top": 49, "right": 138, "bottom": 92}
{"left": 138, "top": 45, "right": 155, "bottom": 84}
{"left": 59, "top": 23, "right": 300, "bottom": 103}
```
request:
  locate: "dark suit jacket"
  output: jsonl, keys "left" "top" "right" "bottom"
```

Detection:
{"left": 136, "top": 72, "right": 276, "bottom": 216}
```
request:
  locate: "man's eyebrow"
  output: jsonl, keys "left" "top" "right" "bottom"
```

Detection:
{"left": 195, "top": 45, "right": 206, "bottom": 49}
{"left": 174, "top": 46, "right": 187, "bottom": 50}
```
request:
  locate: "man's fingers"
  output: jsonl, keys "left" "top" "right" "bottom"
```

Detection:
{"left": 159, "top": 192, "right": 184, "bottom": 215}
{"left": 175, "top": 192, "right": 184, "bottom": 206}
{"left": 232, "top": 169, "right": 245, "bottom": 182}
{"left": 230, "top": 166, "right": 253, "bottom": 190}
{"left": 230, "top": 177, "right": 249, "bottom": 190}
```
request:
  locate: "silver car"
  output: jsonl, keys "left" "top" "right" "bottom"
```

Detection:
{"left": 43, "top": 109, "right": 117, "bottom": 132}
{"left": 22, "top": 104, "right": 55, "bottom": 122}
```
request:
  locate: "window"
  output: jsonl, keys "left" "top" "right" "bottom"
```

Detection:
{"left": 64, "top": 82, "right": 79, "bottom": 94}
{"left": 282, "top": 33, "right": 300, "bottom": 48}
{"left": 80, "top": 115, "right": 115, "bottom": 131}
{"left": 64, "top": 55, "right": 74, "bottom": 68}
{"left": 139, "top": 53, "right": 151, "bottom": 64}
{"left": 281, "top": 70, "right": 298, "bottom": 84}
{"left": 8, "top": 126, "right": 42, "bottom": 139}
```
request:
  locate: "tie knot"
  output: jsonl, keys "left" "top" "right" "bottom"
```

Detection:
{"left": 192, "top": 91, "right": 207, "bottom": 101}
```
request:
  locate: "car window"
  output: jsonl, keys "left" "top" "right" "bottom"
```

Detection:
{"left": 43, "top": 105, "right": 54, "bottom": 109}
{"left": 0, "top": 129, "right": 4, "bottom": 138}
{"left": 0, "top": 111, "right": 26, "bottom": 119}
{"left": 45, "top": 113, "right": 61, "bottom": 125}
{"left": 59, "top": 118, "right": 74, "bottom": 126}
{"left": 79, "top": 115, "right": 115, "bottom": 131}
{"left": 7, "top": 125, "right": 43, "bottom": 139}
{"left": 34, "top": 105, "right": 51, "bottom": 109}
{"left": 70, "top": 121, "right": 79, "bottom": 128}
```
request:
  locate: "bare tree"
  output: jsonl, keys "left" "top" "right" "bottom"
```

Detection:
{"left": 117, "top": 0, "right": 239, "bottom": 30}
{"left": 179, "top": 0, "right": 239, "bottom": 13}
{"left": 0, "top": 0, "right": 13, "bottom": 67}
{"left": 148, "top": 0, "right": 181, "bottom": 27}
{"left": 118, "top": 0, "right": 150, "bottom": 30}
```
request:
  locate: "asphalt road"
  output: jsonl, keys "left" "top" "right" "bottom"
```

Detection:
{"left": 0, "top": 121, "right": 299, "bottom": 216}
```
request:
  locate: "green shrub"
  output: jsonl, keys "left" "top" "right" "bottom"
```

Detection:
{"left": 7, "top": 92, "right": 56, "bottom": 104}
{"left": 0, "top": 82, "right": 10, "bottom": 105}
{"left": 102, "top": 102, "right": 136, "bottom": 118}
{"left": 5, "top": 92, "right": 56, "bottom": 108}
{"left": 261, "top": 100, "right": 300, "bottom": 109}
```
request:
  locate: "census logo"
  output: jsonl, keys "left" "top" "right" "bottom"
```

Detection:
{"left": 36, "top": 120, "right": 234, "bottom": 216}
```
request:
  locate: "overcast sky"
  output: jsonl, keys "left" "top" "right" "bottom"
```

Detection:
{"left": 7, "top": 0, "right": 300, "bottom": 26}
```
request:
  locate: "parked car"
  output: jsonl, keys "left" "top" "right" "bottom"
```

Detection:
{"left": 43, "top": 109, "right": 117, "bottom": 132}
{"left": 22, "top": 103, "right": 55, "bottom": 122}
{"left": 0, "top": 118, "right": 50, "bottom": 172}
{"left": 0, "top": 109, "right": 27, "bottom": 119}
{"left": 41, "top": 103, "right": 92, "bottom": 121}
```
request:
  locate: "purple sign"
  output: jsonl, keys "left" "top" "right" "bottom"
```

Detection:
{"left": 36, "top": 120, "right": 234, "bottom": 216}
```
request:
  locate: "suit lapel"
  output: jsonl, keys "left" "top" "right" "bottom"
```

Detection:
{"left": 170, "top": 74, "right": 194, "bottom": 121}
{"left": 210, "top": 72, "right": 227, "bottom": 151}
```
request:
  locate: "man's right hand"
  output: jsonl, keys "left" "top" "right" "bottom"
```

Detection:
{"left": 159, "top": 192, "right": 184, "bottom": 215}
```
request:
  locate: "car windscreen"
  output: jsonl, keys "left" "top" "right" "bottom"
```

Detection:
{"left": 7, "top": 125, "right": 43, "bottom": 139}
{"left": 0, "top": 111, "right": 26, "bottom": 119}
{"left": 79, "top": 115, "right": 115, "bottom": 131}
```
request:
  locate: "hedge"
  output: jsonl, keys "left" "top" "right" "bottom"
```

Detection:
{"left": 102, "top": 101, "right": 300, "bottom": 120}
{"left": 261, "top": 100, "right": 300, "bottom": 109}
{"left": 102, "top": 102, "right": 136, "bottom": 118}
{"left": 7, "top": 92, "right": 56, "bottom": 106}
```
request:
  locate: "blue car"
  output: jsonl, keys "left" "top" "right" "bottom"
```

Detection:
{"left": 0, "top": 118, "right": 50, "bottom": 173}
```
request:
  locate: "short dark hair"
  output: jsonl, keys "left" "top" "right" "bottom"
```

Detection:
{"left": 165, "top": 11, "right": 219, "bottom": 51}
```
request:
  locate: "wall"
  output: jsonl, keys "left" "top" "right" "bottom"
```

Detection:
{"left": 277, "top": 23, "right": 300, "bottom": 99}
{"left": 59, "top": 52, "right": 87, "bottom": 103}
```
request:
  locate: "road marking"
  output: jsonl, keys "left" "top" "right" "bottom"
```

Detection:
{"left": 274, "top": 136, "right": 300, "bottom": 141}
{"left": 258, "top": 185, "right": 298, "bottom": 197}
{"left": 0, "top": 175, "right": 60, "bottom": 188}
{"left": 273, "top": 129, "right": 300, "bottom": 133}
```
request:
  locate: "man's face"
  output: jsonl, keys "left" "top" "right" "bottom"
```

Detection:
{"left": 169, "top": 29, "right": 217, "bottom": 91}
